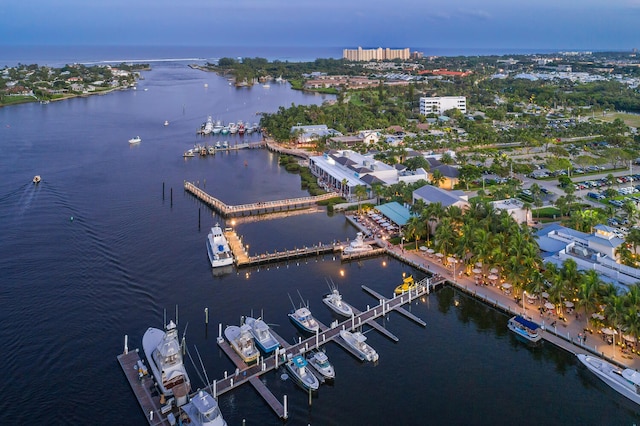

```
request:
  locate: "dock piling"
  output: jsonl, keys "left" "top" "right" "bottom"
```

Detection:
{"left": 124, "top": 335, "right": 128, "bottom": 354}
{"left": 283, "top": 395, "right": 288, "bottom": 419}
{"left": 205, "top": 308, "right": 208, "bottom": 324}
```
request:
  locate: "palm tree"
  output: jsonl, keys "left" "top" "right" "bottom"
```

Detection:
{"left": 354, "top": 185, "right": 368, "bottom": 214}
{"left": 576, "top": 270, "right": 602, "bottom": 318}
{"left": 431, "top": 169, "right": 445, "bottom": 188}
{"left": 340, "top": 178, "right": 349, "bottom": 199}
{"left": 404, "top": 216, "right": 426, "bottom": 250}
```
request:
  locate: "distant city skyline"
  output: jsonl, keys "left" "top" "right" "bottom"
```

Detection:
{"left": 2, "top": 1, "right": 639, "bottom": 52}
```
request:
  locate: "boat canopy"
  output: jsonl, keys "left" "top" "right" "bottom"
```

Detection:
{"left": 513, "top": 315, "right": 540, "bottom": 330}
{"left": 292, "top": 355, "right": 307, "bottom": 368}
{"left": 622, "top": 369, "right": 640, "bottom": 386}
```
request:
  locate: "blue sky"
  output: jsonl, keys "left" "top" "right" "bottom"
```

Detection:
{"left": 2, "top": 0, "right": 639, "bottom": 51}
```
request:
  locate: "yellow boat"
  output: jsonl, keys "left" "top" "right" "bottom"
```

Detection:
{"left": 394, "top": 275, "right": 416, "bottom": 295}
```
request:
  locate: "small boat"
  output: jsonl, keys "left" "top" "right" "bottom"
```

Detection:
{"left": 322, "top": 287, "right": 353, "bottom": 317}
{"left": 306, "top": 350, "right": 335, "bottom": 380}
{"left": 212, "top": 121, "right": 223, "bottom": 134}
{"left": 215, "top": 141, "right": 221, "bottom": 149}
{"left": 339, "top": 329, "right": 378, "bottom": 362}
{"left": 183, "top": 149, "right": 195, "bottom": 158}
{"left": 252, "top": 123, "right": 260, "bottom": 133}
{"left": 142, "top": 320, "right": 191, "bottom": 403}
{"left": 222, "top": 141, "right": 228, "bottom": 149}
{"left": 228, "top": 122, "right": 238, "bottom": 134}
{"left": 224, "top": 324, "right": 260, "bottom": 364}
{"left": 206, "top": 224, "right": 234, "bottom": 268}
{"left": 128, "top": 136, "right": 141, "bottom": 144}
{"left": 394, "top": 274, "right": 417, "bottom": 295}
{"left": 288, "top": 306, "right": 319, "bottom": 333}
{"left": 208, "top": 146, "right": 216, "bottom": 155}
{"left": 221, "top": 126, "right": 230, "bottom": 135}
{"left": 180, "top": 390, "right": 227, "bottom": 426}
{"left": 262, "top": 84, "right": 270, "bottom": 88}
{"left": 202, "top": 116, "right": 214, "bottom": 135}
{"left": 343, "top": 232, "right": 373, "bottom": 255}
{"left": 244, "top": 316, "right": 279, "bottom": 354}
{"left": 285, "top": 355, "right": 319, "bottom": 392}
{"left": 164, "top": 120, "right": 169, "bottom": 126}
{"left": 32, "top": 175, "right": 41, "bottom": 184}
{"left": 577, "top": 353, "right": 640, "bottom": 405}
{"left": 507, "top": 315, "right": 542, "bottom": 343}
{"left": 238, "top": 121, "right": 245, "bottom": 135}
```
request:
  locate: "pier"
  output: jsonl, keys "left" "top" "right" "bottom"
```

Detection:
{"left": 185, "top": 181, "right": 338, "bottom": 218}
{"left": 119, "top": 278, "right": 432, "bottom": 422}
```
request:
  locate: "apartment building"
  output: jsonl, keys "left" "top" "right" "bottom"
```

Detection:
{"left": 419, "top": 96, "right": 467, "bottom": 115}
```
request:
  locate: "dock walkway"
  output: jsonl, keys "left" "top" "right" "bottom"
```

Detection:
{"left": 185, "top": 181, "right": 338, "bottom": 218}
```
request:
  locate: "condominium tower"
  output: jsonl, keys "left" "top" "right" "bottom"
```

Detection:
{"left": 343, "top": 47, "right": 411, "bottom": 61}
{"left": 419, "top": 96, "right": 467, "bottom": 115}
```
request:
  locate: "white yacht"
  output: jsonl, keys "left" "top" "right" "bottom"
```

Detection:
{"left": 339, "top": 329, "right": 378, "bottom": 362}
{"left": 206, "top": 224, "right": 234, "bottom": 268}
{"left": 322, "top": 288, "right": 353, "bottom": 317}
{"left": 288, "top": 307, "right": 319, "bottom": 333}
{"left": 128, "top": 136, "right": 141, "bottom": 144}
{"left": 342, "top": 232, "right": 373, "bottom": 255}
{"left": 578, "top": 353, "right": 640, "bottom": 405}
{"left": 212, "top": 120, "right": 223, "bottom": 134}
{"left": 244, "top": 316, "right": 280, "bottom": 354}
{"left": 142, "top": 320, "right": 191, "bottom": 403}
{"left": 507, "top": 315, "right": 542, "bottom": 343}
{"left": 224, "top": 324, "right": 260, "bottom": 364}
{"left": 202, "top": 116, "right": 214, "bottom": 135}
{"left": 285, "top": 355, "right": 319, "bottom": 392}
{"left": 228, "top": 122, "right": 238, "bottom": 134}
{"left": 181, "top": 390, "right": 227, "bottom": 426}
{"left": 306, "top": 351, "right": 335, "bottom": 380}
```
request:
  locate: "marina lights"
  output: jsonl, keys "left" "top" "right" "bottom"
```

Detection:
{"left": 339, "top": 269, "right": 345, "bottom": 277}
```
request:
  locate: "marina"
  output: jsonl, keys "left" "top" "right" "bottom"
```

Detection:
{"left": 120, "top": 276, "right": 433, "bottom": 422}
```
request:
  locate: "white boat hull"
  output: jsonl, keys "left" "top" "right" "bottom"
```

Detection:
{"left": 206, "top": 225, "right": 234, "bottom": 268}
{"left": 285, "top": 357, "right": 319, "bottom": 392}
{"left": 578, "top": 354, "right": 640, "bottom": 405}
{"left": 244, "top": 317, "right": 279, "bottom": 354}
{"left": 339, "top": 330, "right": 378, "bottom": 362}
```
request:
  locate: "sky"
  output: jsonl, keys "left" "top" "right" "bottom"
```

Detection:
{"left": 1, "top": 0, "right": 639, "bottom": 52}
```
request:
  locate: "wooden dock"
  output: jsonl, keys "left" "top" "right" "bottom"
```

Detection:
{"left": 117, "top": 349, "right": 171, "bottom": 426}
{"left": 185, "top": 181, "right": 338, "bottom": 218}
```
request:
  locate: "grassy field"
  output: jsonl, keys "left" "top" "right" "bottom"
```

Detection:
{"left": 596, "top": 111, "right": 640, "bottom": 128}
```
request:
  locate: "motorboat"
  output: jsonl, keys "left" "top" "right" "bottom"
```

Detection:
{"left": 244, "top": 316, "right": 280, "bottom": 354}
{"left": 343, "top": 232, "right": 373, "bottom": 255}
{"left": 128, "top": 136, "right": 141, "bottom": 144}
{"left": 207, "top": 146, "right": 216, "bottom": 155}
{"left": 288, "top": 306, "right": 319, "bottom": 333}
{"left": 183, "top": 149, "right": 195, "bottom": 158}
{"left": 142, "top": 320, "right": 191, "bottom": 403}
{"left": 202, "top": 116, "right": 214, "bottom": 135}
{"left": 507, "top": 315, "right": 542, "bottom": 343}
{"left": 215, "top": 141, "right": 221, "bottom": 149}
{"left": 322, "top": 288, "right": 353, "bottom": 317}
{"left": 237, "top": 121, "right": 245, "bottom": 135}
{"left": 164, "top": 120, "right": 169, "bottom": 126}
{"left": 224, "top": 324, "right": 259, "bottom": 364}
{"left": 206, "top": 224, "right": 234, "bottom": 268}
{"left": 285, "top": 355, "right": 319, "bottom": 392}
{"left": 339, "top": 329, "right": 378, "bottom": 362}
{"left": 32, "top": 175, "right": 41, "bottom": 184}
{"left": 222, "top": 141, "right": 229, "bottom": 149}
{"left": 577, "top": 353, "right": 640, "bottom": 405}
{"left": 180, "top": 390, "right": 227, "bottom": 426}
{"left": 228, "top": 122, "right": 238, "bottom": 134}
{"left": 394, "top": 274, "right": 417, "bottom": 295}
{"left": 306, "top": 351, "right": 335, "bottom": 380}
{"left": 212, "top": 121, "right": 223, "bottom": 134}
{"left": 221, "top": 125, "right": 230, "bottom": 135}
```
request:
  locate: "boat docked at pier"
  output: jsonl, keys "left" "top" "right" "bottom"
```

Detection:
{"left": 285, "top": 355, "right": 319, "bottom": 392}
{"left": 306, "top": 351, "right": 335, "bottom": 380}
{"left": 507, "top": 315, "right": 542, "bottom": 343}
{"left": 128, "top": 136, "right": 141, "bottom": 144}
{"left": 206, "top": 224, "right": 234, "bottom": 268}
{"left": 224, "top": 323, "right": 260, "bottom": 364}
{"left": 339, "top": 329, "right": 378, "bottom": 362}
{"left": 394, "top": 274, "right": 417, "bottom": 295}
{"left": 201, "top": 116, "right": 214, "bottom": 135}
{"left": 288, "top": 306, "right": 319, "bottom": 333}
{"left": 322, "top": 287, "right": 353, "bottom": 317}
{"left": 181, "top": 390, "right": 227, "bottom": 426}
{"left": 228, "top": 122, "right": 238, "bottom": 134}
{"left": 212, "top": 120, "right": 223, "bottom": 134}
{"left": 142, "top": 320, "right": 191, "bottom": 402}
{"left": 577, "top": 353, "right": 640, "bottom": 405}
{"left": 244, "top": 316, "right": 280, "bottom": 354}
{"left": 343, "top": 232, "right": 373, "bottom": 255}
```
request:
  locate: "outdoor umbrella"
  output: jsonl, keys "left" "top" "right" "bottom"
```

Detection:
{"left": 544, "top": 302, "right": 555, "bottom": 310}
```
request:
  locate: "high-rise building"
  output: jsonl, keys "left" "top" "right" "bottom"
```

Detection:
{"left": 343, "top": 47, "right": 411, "bottom": 61}
{"left": 419, "top": 96, "right": 467, "bottom": 115}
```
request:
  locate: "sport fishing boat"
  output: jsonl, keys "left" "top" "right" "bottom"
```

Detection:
{"left": 128, "top": 136, "right": 141, "bottom": 144}
{"left": 206, "top": 224, "right": 234, "bottom": 268}
{"left": 342, "top": 232, "right": 373, "bottom": 255}
{"left": 394, "top": 274, "right": 417, "bottom": 295}
{"left": 322, "top": 287, "right": 353, "bottom": 317}
{"left": 288, "top": 306, "right": 319, "bottom": 333}
{"left": 224, "top": 323, "right": 260, "bottom": 364}
{"left": 244, "top": 316, "right": 280, "bottom": 354}
{"left": 306, "top": 350, "right": 335, "bottom": 380}
{"left": 285, "top": 355, "right": 320, "bottom": 392}
{"left": 180, "top": 390, "right": 227, "bottom": 426}
{"left": 142, "top": 320, "right": 191, "bottom": 403}
{"left": 212, "top": 120, "right": 224, "bottom": 134}
{"left": 339, "top": 329, "right": 379, "bottom": 362}
{"left": 507, "top": 315, "right": 542, "bottom": 343}
{"left": 577, "top": 353, "right": 640, "bottom": 405}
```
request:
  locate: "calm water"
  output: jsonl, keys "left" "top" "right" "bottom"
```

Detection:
{"left": 1, "top": 54, "right": 639, "bottom": 425}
